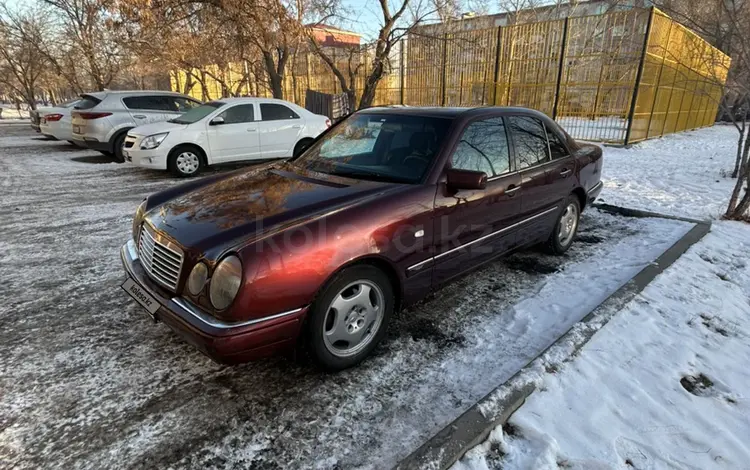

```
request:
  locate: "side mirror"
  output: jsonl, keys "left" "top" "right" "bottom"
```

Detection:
{"left": 445, "top": 168, "right": 488, "bottom": 191}
{"left": 209, "top": 116, "right": 225, "bottom": 126}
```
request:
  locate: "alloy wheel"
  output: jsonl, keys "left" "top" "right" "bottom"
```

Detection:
{"left": 558, "top": 202, "right": 579, "bottom": 247}
{"left": 322, "top": 280, "right": 385, "bottom": 358}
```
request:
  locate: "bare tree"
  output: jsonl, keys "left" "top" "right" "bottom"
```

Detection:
{"left": 42, "top": 0, "right": 126, "bottom": 91}
{"left": 311, "top": 0, "right": 451, "bottom": 110}
{"left": 655, "top": 0, "right": 750, "bottom": 220}
{"left": 0, "top": 2, "right": 50, "bottom": 110}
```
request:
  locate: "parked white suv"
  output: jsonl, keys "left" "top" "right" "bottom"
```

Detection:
{"left": 123, "top": 97, "right": 331, "bottom": 177}
{"left": 70, "top": 91, "right": 202, "bottom": 162}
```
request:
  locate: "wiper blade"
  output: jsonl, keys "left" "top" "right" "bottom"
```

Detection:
{"left": 330, "top": 169, "right": 406, "bottom": 183}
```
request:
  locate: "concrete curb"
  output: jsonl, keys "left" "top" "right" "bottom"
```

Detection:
{"left": 395, "top": 206, "right": 712, "bottom": 470}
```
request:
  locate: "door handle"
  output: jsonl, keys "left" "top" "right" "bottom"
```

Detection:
{"left": 560, "top": 168, "right": 572, "bottom": 177}
{"left": 505, "top": 185, "right": 521, "bottom": 197}
{"left": 133, "top": 115, "right": 146, "bottom": 119}
{"left": 247, "top": 128, "right": 257, "bottom": 132}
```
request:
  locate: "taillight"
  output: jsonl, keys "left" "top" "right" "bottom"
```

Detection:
{"left": 325, "top": 118, "right": 331, "bottom": 128}
{"left": 77, "top": 112, "right": 112, "bottom": 120}
{"left": 45, "top": 114, "right": 63, "bottom": 122}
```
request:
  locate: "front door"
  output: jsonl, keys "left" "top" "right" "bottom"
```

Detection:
{"left": 432, "top": 117, "right": 522, "bottom": 287}
{"left": 507, "top": 115, "right": 560, "bottom": 246}
{"left": 207, "top": 103, "right": 260, "bottom": 163}
{"left": 257, "top": 102, "right": 304, "bottom": 158}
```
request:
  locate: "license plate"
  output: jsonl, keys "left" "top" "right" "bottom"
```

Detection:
{"left": 121, "top": 277, "right": 160, "bottom": 318}
{"left": 73, "top": 125, "right": 81, "bottom": 134}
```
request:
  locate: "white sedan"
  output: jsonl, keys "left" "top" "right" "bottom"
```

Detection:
{"left": 122, "top": 97, "right": 331, "bottom": 177}
{"left": 39, "top": 98, "right": 81, "bottom": 143}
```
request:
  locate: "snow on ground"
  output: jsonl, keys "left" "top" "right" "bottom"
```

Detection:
{"left": 0, "top": 126, "right": 690, "bottom": 469}
{"left": 0, "top": 107, "right": 31, "bottom": 120}
{"left": 599, "top": 124, "right": 739, "bottom": 220}
{"left": 453, "top": 125, "right": 750, "bottom": 470}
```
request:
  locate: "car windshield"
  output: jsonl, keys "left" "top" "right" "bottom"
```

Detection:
{"left": 292, "top": 113, "right": 452, "bottom": 184}
{"left": 169, "top": 101, "right": 224, "bottom": 124}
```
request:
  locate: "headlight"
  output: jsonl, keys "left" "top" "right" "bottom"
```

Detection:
{"left": 209, "top": 255, "right": 242, "bottom": 310}
{"left": 132, "top": 200, "right": 146, "bottom": 241}
{"left": 187, "top": 262, "right": 208, "bottom": 296}
{"left": 140, "top": 132, "right": 169, "bottom": 150}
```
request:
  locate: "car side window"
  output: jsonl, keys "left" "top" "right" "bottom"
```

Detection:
{"left": 260, "top": 103, "right": 300, "bottom": 121}
{"left": 508, "top": 116, "right": 551, "bottom": 170}
{"left": 451, "top": 117, "right": 511, "bottom": 177}
{"left": 546, "top": 125, "right": 569, "bottom": 159}
{"left": 163, "top": 97, "right": 201, "bottom": 113}
{"left": 123, "top": 95, "right": 169, "bottom": 111}
{"left": 218, "top": 104, "right": 255, "bottom": 124}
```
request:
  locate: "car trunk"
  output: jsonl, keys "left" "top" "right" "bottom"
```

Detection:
{"left": 70, "top": 93, "right": 105, "bottom": 137}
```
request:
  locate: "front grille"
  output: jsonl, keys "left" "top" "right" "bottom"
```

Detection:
{"left": 138, "top": 224, "right": 184, "bottom": 292}
{"left": 124, "top": 135, "right": 136, "bottom": 149}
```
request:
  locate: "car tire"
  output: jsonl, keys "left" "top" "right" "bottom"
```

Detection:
{"left": 293, "top": 138, "right": 313, "bottom": 158}
{"left": 545, "top": 196, "right": 581, "bottom": 255}
{"left": 113, "top": 133, "right": 127, "bottom": 163}
{"left": 307, "top": 265, "right": 394, "bottom": 371}
{"left": 168, "top": 145, "right": 204, "bottom": 177}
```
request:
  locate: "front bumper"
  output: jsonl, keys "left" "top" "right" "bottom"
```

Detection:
{"left": 120, "top": 239, "right": 308, "bottom": 364}
{"left": 123, "top": 145, "right": 169, "bottom": 170}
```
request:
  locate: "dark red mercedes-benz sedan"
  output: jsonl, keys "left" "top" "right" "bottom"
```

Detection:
{"left": 121, "top": 106, "right": 603, "bottom": 370}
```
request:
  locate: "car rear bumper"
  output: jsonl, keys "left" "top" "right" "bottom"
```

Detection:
{"left": 73, "top": 137, "right": 110, "bottom": 153}
{"left": 120, "top": 240, "right": 307, "bottom": 364}
{"left": 587, "top": 181, "right": 603, "bottom": 204}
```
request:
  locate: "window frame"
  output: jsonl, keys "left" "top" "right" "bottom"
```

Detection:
{"left": 122, "top": 95, "right": 173, "bottom": 112}
{"left": 217, "top": 103, "right": 256, "bottom": 124}
{"left": 449, "top": 116, "right": 514, "bottom": 179}
{"left": 259, "top": 102, "right": 300, "bottom": 121}
{"left": 544, "top": 123, "right": 572, "bottom": 160}
{"left": 507, "top": 115, "right": 554, "bottom": 171}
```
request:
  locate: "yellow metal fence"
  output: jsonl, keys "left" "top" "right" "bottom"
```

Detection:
{"left": 171, "top": 7, "right": 729, "bottom": 145}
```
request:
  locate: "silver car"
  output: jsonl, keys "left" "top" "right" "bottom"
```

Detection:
{"left": 70, "top": 91, "right": 201, "bottom": 162}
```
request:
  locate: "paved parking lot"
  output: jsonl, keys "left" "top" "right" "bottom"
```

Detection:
{"left": 0, "top": 124, "right": 691, "bottom": 469}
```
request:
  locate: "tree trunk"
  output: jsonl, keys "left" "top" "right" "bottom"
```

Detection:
{"left": 732, "top": 126, "right": 745, "bottom": 178}
{"left": 358, "top": 61, "right": 385, "bottom": 110}
{"left": 726, "top": 126, "right": 750, "bottom": 219}
{"left": 262, "top": 49, "right": 287, "bottom": 99}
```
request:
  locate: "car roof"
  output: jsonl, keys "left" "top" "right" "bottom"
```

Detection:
{"left": 359, "top": 106, "right": 551, "bottom": 120}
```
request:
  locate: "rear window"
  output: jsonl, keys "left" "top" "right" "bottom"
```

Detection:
{"left": 75, "top": 95, "right": 102, "bottom": 110}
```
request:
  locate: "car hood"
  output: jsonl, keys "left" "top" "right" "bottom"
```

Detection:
{"left": 129, "top": 120, "right": 186, "bottom": 136}
{"left": 144, "top": 163, "right": 401, "bottom": 256}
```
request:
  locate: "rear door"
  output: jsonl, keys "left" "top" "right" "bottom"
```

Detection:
{"left": 432, "top": 117, "right": 522, "bottom": 286}
{"left": 507, "top": 115, "right": 559, "bottom": 245}
{"left": 122, "top": 95, "right": 173, "bottom": 126}
{"left": 207, "top": 103, "right": 261, "bottom": 162}
{"left": 257, "top": 103, "right": 304, "bottom": 158}
{"left": 544, "top": 123, "right": 577, "bottom": 205}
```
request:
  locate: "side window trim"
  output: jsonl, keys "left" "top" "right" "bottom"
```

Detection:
{"left": 508, "top": 114, "right": 554, "bottom": 171}
{"left": 545, "top": 123, "right": 572, "bottom": 160}
{"left": 450, "top": 116, "right": 512, "bottom": 178}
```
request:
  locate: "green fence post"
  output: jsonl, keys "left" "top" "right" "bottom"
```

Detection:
{"left": 552, "top": 17, "right": 570, "bottom": 120}
{"left": 625, "top": 6, "right": 655, "bottom": 146}
{"left": 491, "top": 26, "right": 503, "bottom": 106}
{"left": 441, "top": 33, "right": 448, "bottom": 106}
